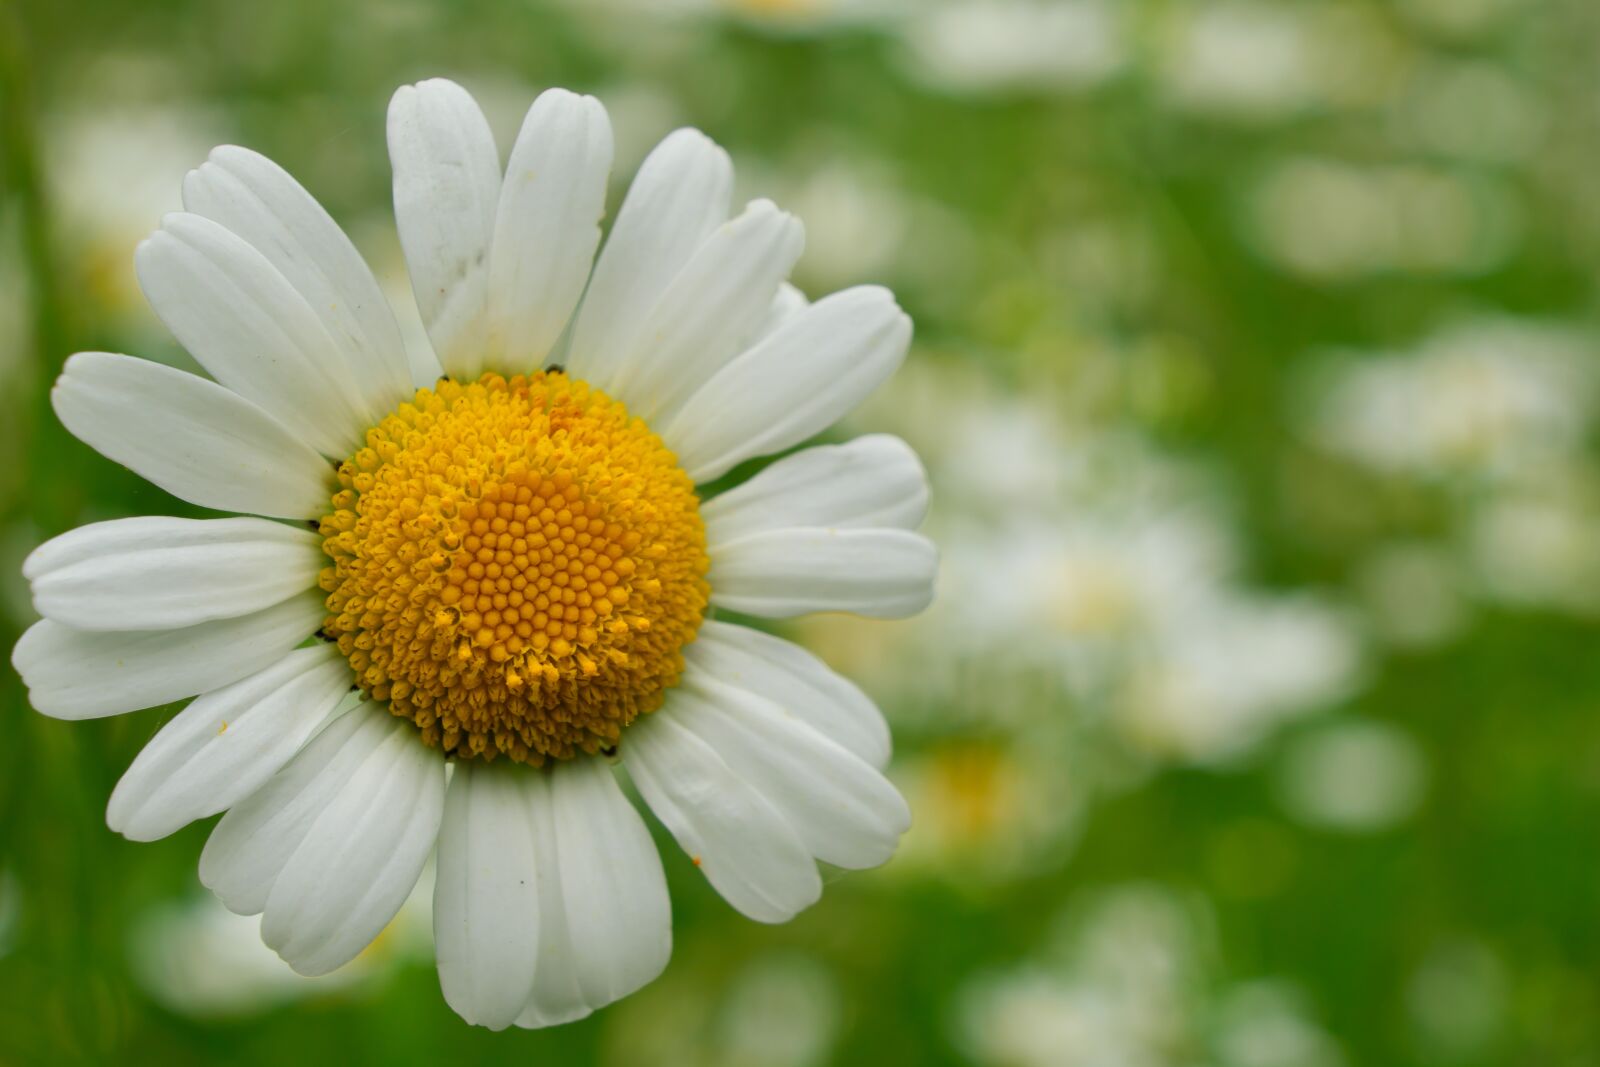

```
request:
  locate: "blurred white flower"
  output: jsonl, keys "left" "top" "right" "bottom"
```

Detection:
{"left": 590, "top": 80, "right": 692, "bottom": 174}
{"left": 1121, "top": 593, "right": 1362, "bottom": 766}
{"left": 961, "top": 967, "right": 1146, "bottom": 1067}
{"left": 715, "top": 954, "right": 842, "bottom": 1067}
{"left": 752, "top": 158, "right": 909, "bottom": 291}
{"left": 601, "top": 951, "right": 843, "bottom": 1067}
{"left": 1157, "top": 1, "right": 1318, "bottom": 121}
{"left": 889, "top": 738, "right": 1090, "bottom": 884}
{"left": 1302, "top": 317, "right": 1596, "bottom": 482}
{"left": 1352, "top": 543, "right": 1469, "bottom": 650}
{"left": 960, "top": 884, "right": 1344, "bottom": 1067}
{"left": 45, "top": 103, "right": 225, "bottom": 345}
{"left": 931, "top": 499, "right": 1234, "bottom": 702}
{"left": 1276, "top": 719, "right": 1428, "bottom": 833}
{"left": 129, "top": 868, "right": 433, "bottom": 1018}
{"left": 1248, "top": 159, "right": 1520, "bottom": 280}
{"left": 1305, "top": 315, "right": 1600, "bottom": 620}
{"left": 1390, "top": 60, "right": 1545, "bottom": 165}
{"left": 1158, "top": 2, "right": 1408, "bottom": 120}
{"left": 960, "top": 885, "right": 1205, "bottom": 1067}
{"left": 566, "top": 0, "right": 904, "bottom": 35}
{"left": 731, "top": 0, "right": 904, "bottom": 32}
{"left": 1397, "top": 0, "right": 1521, "bottom": 40}
{"left": 1406, "top": 939, "right": 1508, "bottom": 1060}
{"left": 896, "top": 0, "right": 1125, "bottom": 96}
{"left": 817, "top": 371, "right": 1361, "bottom": 765}
{"left": 1212, "top": 982, "right": 1346, "bottom": 1067}
{"left": 1040, "top": 216, "right": 1162, "bottom": 319}
{"left": 1466, "top": 468, "right": 1600, "bottom": 616}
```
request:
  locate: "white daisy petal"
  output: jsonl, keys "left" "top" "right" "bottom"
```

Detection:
{"left": 710, "top": 527, "right": 937, "bottom": 619}
{"left": 516, "top": 757, "right": 670, "bottom": 1029}
{"left": 664, "top": 286, "right": 913, "bottom": 483}
{"left": 746, "top": 282, "right": 809, "bottom": 346}
{"left": 25, "top": 516, "right": 322, "bottom": 632}
{"left": 514, "top": 802, "right": 586, "bottom": 1026}
{"left": 12, "top": 591, "right": 325, "bottom": 720}
{"left": 387, "top": 78, "right": 500, "bottom": 379}
{"left": 434, "top": 763, "right": 541, "bottom": 1031}
{"left": 183, "top": 145, "right": 414, "bottom": 413}
{"left": 672, "top": 671, "right": 910, "bottom": 870}
{"left": 199, "top": 703, "right": 444, "bottom": 975}
{"left": 565, "top": 128, "right": 733, "bottom": 390}
{"left": 487, "top": 89, "right": 613, "bottom": 374}
{"left": 701, "top": 434, "right": 929, "bottom": 544}
{"left": 262, "top": 723, "right": 448, "bottom": 979}
{"left": 688, "top": 620, "right": 891, "bottom": 769}
{"left": 106, "top": 644, "right": 352, "bottom": 842}
{"left": 261, "top": 715, "right": 444, "bottom": 976}
{"left": 135, "top": 212, "right": 371, "bottom": 456}
{"left": 199, "top": 704, "right": 373, "bottom": 915}
{"left": 608, "top": 199, "right": 804, "bottom": 423}
{"left": 51, "top": 352, "right": 333, "bottom": 520}
{"left": 626, "top": 711, "right": 821, "bottom": 924}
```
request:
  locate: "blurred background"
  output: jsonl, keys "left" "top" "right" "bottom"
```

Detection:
{"left": 3, "top": 0, "right": 1599, "bottom": 1063}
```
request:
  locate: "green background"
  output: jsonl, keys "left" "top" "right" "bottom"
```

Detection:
{"left": 3, "top": 0, "right": 1599, "bottom": 1064}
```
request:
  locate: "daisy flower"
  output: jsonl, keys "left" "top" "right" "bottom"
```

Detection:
{"left": 12, "top": 79, "right": 936, "bottom": 1029}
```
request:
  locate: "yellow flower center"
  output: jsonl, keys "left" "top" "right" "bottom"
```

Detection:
{"left": 317, "top": 371, "right": 709, "bottom": 765}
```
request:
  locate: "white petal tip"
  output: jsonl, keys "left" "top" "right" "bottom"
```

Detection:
{"left": 392, "top": 78, "right": 448, "bottom": 109}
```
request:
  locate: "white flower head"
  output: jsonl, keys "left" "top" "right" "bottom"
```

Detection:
{"left": 12, "top": 80, "right": 937, "bottom": 1030}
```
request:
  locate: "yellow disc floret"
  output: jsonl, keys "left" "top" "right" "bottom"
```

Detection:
{"left": 317, "top": 371, "right": 709, "bottom": 765}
